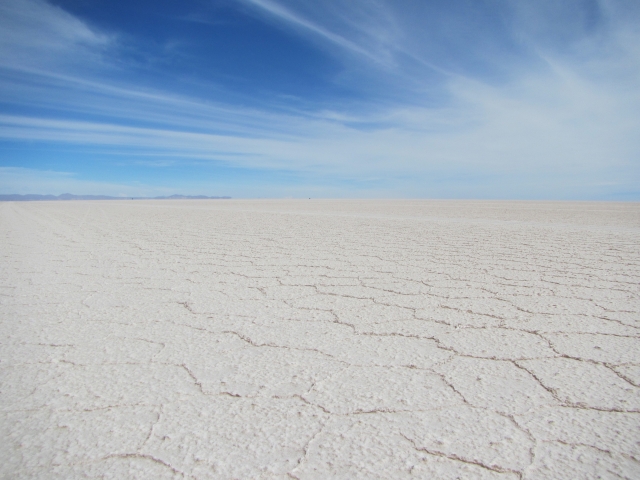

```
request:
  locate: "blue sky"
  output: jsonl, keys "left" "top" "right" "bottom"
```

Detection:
{"left": 1, "top": 0, "right": 639, "bottom": 198}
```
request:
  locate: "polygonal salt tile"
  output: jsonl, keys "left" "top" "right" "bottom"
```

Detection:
{"left": 391, "top": 406, "right": 534, "bottom": 472}
{"left": 545, "top": 332, "right": 640, "bottom": 364}
{"left": 437, "top": 328, "right": 555, "bottom": 360}
{"left": 516, "top": 406, "right": 640, "bottom": 460}
{"left": 304, "top": 365, "right": 463, "bottom": 414}
{"left": 518, "top": 358, "right": 640, "bottom": 411}
{"left": 140, "top": 396, "right": 328, "bottom": 478}
{"left": 523, "top": 441, "right": 640, "bottom": 480}
{"left": 433, "top": 356, "right": 558, "bottom": 414}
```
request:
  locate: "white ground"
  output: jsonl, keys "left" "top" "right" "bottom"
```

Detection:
{"left": 1, "top": 199, "right": 639, "bottom": 479}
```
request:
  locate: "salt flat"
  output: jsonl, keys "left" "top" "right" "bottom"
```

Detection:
{"left": 1, "top": 199, "right": 639, "bottom": 479}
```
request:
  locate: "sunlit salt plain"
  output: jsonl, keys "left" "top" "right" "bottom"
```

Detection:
{"left": 1, "top": 199, "right": 639, "bottom": 479}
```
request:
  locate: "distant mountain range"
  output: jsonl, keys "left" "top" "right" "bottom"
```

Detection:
{"left": 0, "top": 194, "right": 231, "bottom": 201}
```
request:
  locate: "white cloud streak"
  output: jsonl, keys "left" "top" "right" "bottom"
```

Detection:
{"left": 240, "top": 0, "right": 384, "bottom": 64}
{"left": 0, "top": 0, "right": 638, "bottom": 198}
{"left": 0, "top": 0, "right": 110, "bottom": 71}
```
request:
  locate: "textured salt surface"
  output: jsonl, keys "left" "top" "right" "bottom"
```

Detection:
{"left": 1, "top": 199, "right": 639, "bottom": 479}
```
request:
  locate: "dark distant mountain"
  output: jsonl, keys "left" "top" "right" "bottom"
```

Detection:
{"left": 0, "top": 193, "right": 231, "bottom": 201}
{"left": 155, "top": 195, "right": 227, "bottom": 200}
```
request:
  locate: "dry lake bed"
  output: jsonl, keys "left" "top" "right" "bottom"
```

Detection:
{"left": 1, "top": 199, "right": 639, "bottom": 479}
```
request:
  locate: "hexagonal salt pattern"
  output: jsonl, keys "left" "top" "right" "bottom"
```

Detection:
{"left": 1, "top": 199, "right": 639, "bottom": 478}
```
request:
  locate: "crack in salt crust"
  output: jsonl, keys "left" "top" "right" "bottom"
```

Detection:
{"left": 1, "top": 199, "right": 639, "bottom": 478}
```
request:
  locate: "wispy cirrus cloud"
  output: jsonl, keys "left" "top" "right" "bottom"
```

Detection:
{"left": 0, "top": 0, "right": 638, "bottom": 199}
{"left": 239, "top": 0, "right": 386, "bottom": 64}
{"left": 0, "top": 0, "right": 111, "bottom": 72}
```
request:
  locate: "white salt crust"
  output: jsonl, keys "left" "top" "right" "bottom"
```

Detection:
{"left": 1, "top": 199, "right": 639, "bottom": 479}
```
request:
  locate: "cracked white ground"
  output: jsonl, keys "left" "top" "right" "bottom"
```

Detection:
{"left": 1, "top": 199, "right": 639, "bottom": 479}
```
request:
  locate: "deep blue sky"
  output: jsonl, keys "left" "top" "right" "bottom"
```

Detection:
{"left": 1, "top": 0, "right": 639, "bottom": 198}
